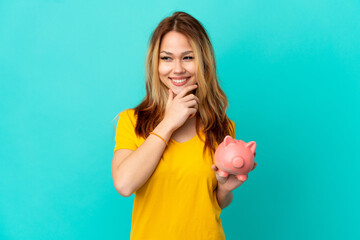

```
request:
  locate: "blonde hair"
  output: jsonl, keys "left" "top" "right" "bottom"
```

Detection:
{"left": 115, "top": 11, "right": 234, "bottom": 158}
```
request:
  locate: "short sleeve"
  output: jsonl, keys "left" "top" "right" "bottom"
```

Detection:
{"left": 229, "top": 120, "right": 236, "bottom": 138}
{"left": 113, "top": 109, "right": 138, "bottom": 152}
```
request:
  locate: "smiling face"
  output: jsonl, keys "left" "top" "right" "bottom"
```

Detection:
{"left": 158, "top": 31, "right": 197, "bottom": 96}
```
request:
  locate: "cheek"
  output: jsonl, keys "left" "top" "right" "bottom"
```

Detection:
{"left": 186, "top": 62, "right": 196, "bottom": 74}
{"left": 158, "top": 63, "right": 171, "bottom": 76}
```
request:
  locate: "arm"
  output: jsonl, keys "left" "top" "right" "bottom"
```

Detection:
{"left": 111, "top": 120, "right": 174, "bottom": 197}
{"left": 217, "top": 187, "right": 233, "bottom": 210}
{"left": 112, "top": 85, "right": 199, "bottom": 197}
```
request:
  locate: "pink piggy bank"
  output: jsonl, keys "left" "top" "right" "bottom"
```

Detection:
{"left": 215, "top": 136, "right": 257, "bottom": 181}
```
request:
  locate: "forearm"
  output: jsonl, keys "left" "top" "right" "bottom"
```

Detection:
{"left": 114, "top": 121, "right": 174, "bottom": 195}
{"left": 217, "top": 187, "right": 233, "bottom": 210}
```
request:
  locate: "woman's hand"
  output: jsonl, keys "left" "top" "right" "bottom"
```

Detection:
{"left": 162, "top": 84, "right": 200, "bottom": 131}
{"left": 211, "top": 162, "right": 257, "bottom": 192}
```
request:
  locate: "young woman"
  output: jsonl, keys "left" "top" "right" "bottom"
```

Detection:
{"left": 111, "top": 11, "right": 256, "bottom": 240}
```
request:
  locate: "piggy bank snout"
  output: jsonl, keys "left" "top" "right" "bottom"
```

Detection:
{"left": 232, "top": 157, "right": 244, "bottom": 169}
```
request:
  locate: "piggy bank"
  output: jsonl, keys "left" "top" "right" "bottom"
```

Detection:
{"left": 214, "top": 136, "right": 257, "bottom": 181}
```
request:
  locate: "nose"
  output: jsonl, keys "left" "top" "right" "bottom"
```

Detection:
{"left": 173, "top": 59, "right": 186, "bottom": 74}
{"left": 232, "top": 157, "right": 244, "bottom": 169}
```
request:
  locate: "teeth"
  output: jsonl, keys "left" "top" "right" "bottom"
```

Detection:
{"left": 171, "top": 78, "right": 188, "bottom": 83}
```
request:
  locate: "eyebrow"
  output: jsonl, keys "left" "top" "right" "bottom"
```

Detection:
{"left": 160, "top": 51, "right": 193, "bottom": 55}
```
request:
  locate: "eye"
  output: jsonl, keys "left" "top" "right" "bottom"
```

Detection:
{"left": 160, "top": 56, "right": 171, "bottom": 61}
{"left": 184, "top": 56, "right": 194, "bottom": 60}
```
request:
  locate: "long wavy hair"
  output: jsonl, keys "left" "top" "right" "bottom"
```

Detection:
{"left": 116, "top": 11, "right": 234, "bottom": 158}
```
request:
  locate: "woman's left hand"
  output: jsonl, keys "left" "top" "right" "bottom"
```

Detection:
{"left": 211, "top": 162, "right": 257, "bottom": 192}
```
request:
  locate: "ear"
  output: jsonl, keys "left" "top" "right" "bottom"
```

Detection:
{"left": 246, "top": 141, "right": 257, "bottom": 155}
{"left": 224, "top": 135, "right": 236, "bottom": 147}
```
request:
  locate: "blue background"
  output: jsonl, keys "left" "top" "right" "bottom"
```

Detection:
{"left": 1, "top": 0, "right": 359, "bottom": 239}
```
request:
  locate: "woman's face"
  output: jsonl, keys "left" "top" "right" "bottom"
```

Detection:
{"left": 158, "top": 31, "right": 197, "bottom": 96}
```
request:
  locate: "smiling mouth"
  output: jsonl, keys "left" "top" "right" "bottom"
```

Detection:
{"left": 169, "top": 77, "right": 190, "bottom": 83}
{"left": 169, "top": 77, "right": 191, "bottom": 86}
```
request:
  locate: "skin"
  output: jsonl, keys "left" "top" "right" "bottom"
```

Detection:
{"left": 211, "top": 163, "right": 257, "bottom": 209}
{"left": 159, "top": 31, "right": 258, "bottom": 209}
{"left": 160, "top": 31, "right": 200, "bottom": 134}
{"left": 211, "top": 163, "right": 257, "bottom": 190}
{"left": 159, "top": 31, "right": 197, "bottom": 96}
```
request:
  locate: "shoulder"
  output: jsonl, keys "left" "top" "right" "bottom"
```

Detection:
{"left": 228, "top": 118, "right": 235, "bottom": 129}
{"left": 228, "top": 118, "right": 235, "bottom": 138}
{"left": 120, "top": 108, "right": 136, "bottom": 120}
{"left": 117, "top": 108, "right": 137, "bottom": 127}
{"left": 229, "top": 119, "right": 235, "bottom": 127}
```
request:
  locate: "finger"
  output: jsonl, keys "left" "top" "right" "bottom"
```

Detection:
{"left": 188, "top": 108, "right": 197, "bottom": 119}
{"left": 217, "top": 175, "right": 228, "bottom": 184}
{"left": 252, "top": 162, "right": 257, "bottom": 171}
{"left": 181, "top": 94, "right": 200, "bottom": 104}
{"left": 211, "top": 164, "right": 218, "bottom": 171}
{"left": 195, "top": 95, "right": 200, "bottom": 105}
{"left": 181, "top": 94, "right": 200, "bottom": 107}
{"left": 174, "top": 85, "right": 198, "bottom": 100}
{"left": 180, "top": 94, "right": 194, "bottom": 101}
{"left": 167, "top": 89, "right": 173, "bottom": 105}
{"left": 188, "top": 102, "right": 198, "bottom": 117}
{"left": 184, "top": 100, "right": 198, "bottom": 109}
{"left": 183, "top": 98, "right": 199, "bottom": 115}
{"left": 211, "top": 166, "right": 228, "bottom": 183}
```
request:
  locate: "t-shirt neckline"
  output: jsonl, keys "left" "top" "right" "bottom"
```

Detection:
{"left": 170, "top": 126, "right": 204, "bottom": 144}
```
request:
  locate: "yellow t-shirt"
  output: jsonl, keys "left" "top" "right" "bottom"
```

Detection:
{"left": 114, "top": 109, "right": 235, "bottom": 240}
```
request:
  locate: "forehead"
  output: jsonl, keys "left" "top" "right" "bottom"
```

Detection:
{"left": 160, "top": 31, "right": 193, "bottom": 53}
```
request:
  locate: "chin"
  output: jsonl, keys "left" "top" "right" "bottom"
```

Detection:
{"left": 171, "top": 88, "right": 181, "bottom": 95}
{"left": 168, "top": 80, "right": 196, "bottom": 95}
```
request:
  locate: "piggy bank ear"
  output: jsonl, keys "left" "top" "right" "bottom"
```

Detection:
{"left": 224, "top": 135, "right": 236, "bottom": 147}
{"left": 246, "top": 141, "right": 257, "bottom": 155}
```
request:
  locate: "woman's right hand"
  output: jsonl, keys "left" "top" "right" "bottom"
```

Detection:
{"left": 162, "top": 84, "right": 200, "bottom": 131}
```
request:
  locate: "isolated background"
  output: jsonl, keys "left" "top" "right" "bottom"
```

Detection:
{"left": 1, "top": 0, "right": 359, "bottom": 239}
